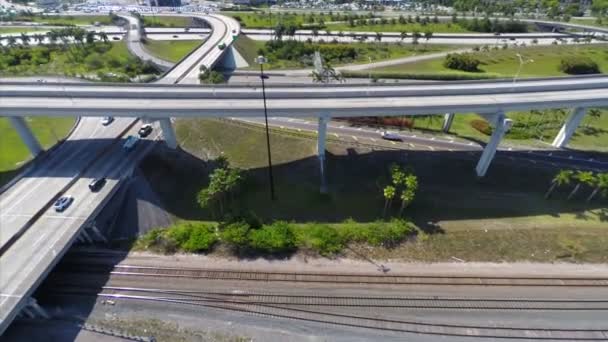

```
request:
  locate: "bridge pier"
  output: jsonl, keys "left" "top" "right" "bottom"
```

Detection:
{"left": 19, "top": 298, "right": 48, "bottom": 319}
{"left": 475, "top": 112, "right": 513, "bottom": 177}
{"left": 318, "top": 113, "right": 329, "bottom": 193}
{"left": 552, "top": 107, "right": 586, "bottom": 148}
{"left": 159, "top": 118, "right": 178, "bottom": 149}
{"left": 9, "top": 117, "right": 43, "bottom": 157}
{"left": 442, "top": 113, "right": 455, "bottom": 133}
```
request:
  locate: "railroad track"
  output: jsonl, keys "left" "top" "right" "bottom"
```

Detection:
{"left": 56, "top": 262, "right": 608, "bottom": 287}
{"left": 47, "top": 286, "right": 608, "bottom": 340}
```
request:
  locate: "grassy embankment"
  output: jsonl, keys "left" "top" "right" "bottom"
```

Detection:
{"left": 363, "top": 44, "right": 608, "bottom": 79}
{"left": 138, "top": 118, "right": 608, "bottom": 263}
{"left": 14, "top": 14, "right": 115, "bottom": 26}
{"left": 325, "top": 21, "right": 471, "bottom": 33}
{"left": 142, "top": 40, "right": 202, "bottom": 63}
{"left": 0, "top": 27, "right": 46, "bottom": 34}
{"left": 223, "top": 11, "right": 340, "bottom": 29}
{"left": 0, "top": 117, "right": 76, "bottom": 186}
{"left": 233, "top": 33, "right": 461, "bottom": 70}
{"left": 141, "top": 16, "right": 192, "bottom": 28}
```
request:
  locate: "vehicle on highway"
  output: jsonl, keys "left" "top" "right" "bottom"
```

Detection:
{"left": 112, "top": 37, "right": 120, "bottom": 41}
{"left": 123, "top": 135, "right": 139, "bottom": 151}
{"left": 53, "top": 196, "right": 74, "bottom": 212}
{"left": 101, "top": 116, "right": 114, "bottom": 126}
{"left": 173, "top": 35, "right": 179, "bottom": 38}
{"left": 381, "top": 131, "right": 402, "bottom": 141}
{"left": 88, "top": 177, "right": 106, "bottom": 192}
{"left": 138, "top": 124, "right": 153, "bottom": 138}
{"left": 218, "top": 43, "right": 226, "bottom": 50}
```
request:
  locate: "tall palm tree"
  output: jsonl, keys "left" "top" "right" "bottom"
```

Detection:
{"left": 7, "top": 36, "right": 17, "bottom": 48}
{"left": 545, "top": 169, "right": 573, "bottom": 199}
{"left": 20, "top": 32, "right": 30, "bottom": 46}
{"left": 46, "top": 31, "right": 58, "bottom": 47}
{"left": 400, "top": 31, "right": 407, "bottom": 41}
{"left": 587, "top": 173, "right": 608, "bottom": 202}
{"left": 398, "top": 174, "right": 418, "bottom": 216}
{"left": 85, "top": 31, "right": 96, "bottom": 45}
{"left": 424, "top": 30, "right": 433, "bottom": 48}
{"left": 383, "top": 185, "right": 396, "bottom": 217}
{"left": 98, "top": 31, "right": 109, "bottom": 44}
{"left": 33, "top": 34, "right": 45, "bottom": 45}
{"left": 568, "top": 171, "right": 595, "bottom": 200}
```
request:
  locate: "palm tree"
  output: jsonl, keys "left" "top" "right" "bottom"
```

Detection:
{"left": 424, "top": 30, "right": 433, "bottom": 48}
{"left": 46, "top": 31, "right": 58, "bottom": 47}
{"left": 72, "top": 28, "right": 85, "bottom": 46}
{"left": 20, "top": 32, "right": 30, "bottom": 46}
{"left": 412, "top": 30, "right": 421, "bottom": 50}
{"left": 7, "top": 36, "right": 17, "bottom": 48}
{"left": 567, "top": 171, "right": 595, "bottom": 200}
{"left": 374, "top": 32, "right": 382, "bottom": 43}
{"left": 99, "top": 32, "right": 109, "bottom": 44}
{"left": 587, "top": 173, "right": 608, "bottom": 202}
{"left": 33, "top": 34, "right": 45, "bottom": 45}
{"left": 85, "top": 31, "right": 96, "bottom": 45}
{"left": 398, "top": 174, "right": 418, "bottom": 216}
{"left": 545, "top": 169, "right": 573, "bottom": 199}
{"left": 400, "top": 31, "right": 407, "bottom": 41}
{"left": 383, "top": 185, "right": 396, "bottom": 217}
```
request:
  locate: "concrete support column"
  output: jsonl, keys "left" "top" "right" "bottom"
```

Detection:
{"left": 9, "top": 117, "right": 43, "bottom": 156}
{"left": 475, "top": 112, "right": 513, "bottom": 177}
{"left": 318, "top": 113, "right": 329, "bottom": 193}
{"left": 442, "top": 113, "right": 455, "bottom": 133}
{"left": 25, "top": 298, "right": 48, "bottom": 319}
{"left": 80, "top": 229, "right": 93, "bottom": 244}
{"left": 87, "top": 222, "right": 108, "bottom": 243}
{"left": 552, "top": 107, "right": 586, "bottom": 148}
{"left": 159, "top": 118, "right": 178, "bottom": 149}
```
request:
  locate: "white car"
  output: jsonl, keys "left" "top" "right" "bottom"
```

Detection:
{"left": 53, "top": 196, "right": 74, "bottom": 212}
{"left": 101, "top": 116, "right": 114, "bottom": 126}
{"left": 381, "top": 131, "right": 402, "bottom": 141}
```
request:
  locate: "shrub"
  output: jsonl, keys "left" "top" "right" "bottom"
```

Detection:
{"left": 443, "top": 53, "right": 481, "bottom": 72}
{"left": 470, "top": 119, "right": 493, "bottom": 135}
{"left": 166, "top": 222, "right": 218, "bottom": 253}
{"left": 300, "top": 224, "right": 344, "bottom": 256}
{"left": 249, "top": 221, "right": 296, "bottom": 254}
{"left": 559, "top": 56, "right": 600, "bottom": 75}
{"left": 220, "top": 221, "right": 251, "bottom": 250}
{"left": 339, "top": 219, "right": 415, "bottom": 248}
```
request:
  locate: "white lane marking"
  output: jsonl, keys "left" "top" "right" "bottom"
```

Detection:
{"left": 530, "top": 159, "right": 537, "bottom": 164}
{"left": 288, "top": 119, "right": 295, "bottom": 122}
{"left": 352, "top": 136, "right": 358, "bottom": 141}
{"left": 412, "top": 135, "right": 417, "bottom": 138}
{"left": 357, "top": 127, "right": 362, "bottom": 131}
{"left": 409, "top": 143, "right": 415, "bottom": 148}
{"left": 339, "top": 125, "right": 345, "bottom": 129}
{"left": 333, "top": 133, "right": 339, "bottom": 138}
{"left": 448, "top": 149, "right": 454, "bottom": 152}
{"left": 391, "top": 141, "right": 396, "bottom": 145}
{"left": 427, "top": 146, "right": 435, "bottom": 151}
{"left": 508, "top": 147, "right": 513, "bottom": 151}
{"left": 297, "top": 129, "right": 302, "bottom": 132}
{"left": 468, "top": 142, "right": 474, "bottom": 146}
{"left": 304, "top": 121, "right": 311, "bottom": 124}
{"left": 370, "top": 138, "right": 376, "bottom": 142}
{"left": 430, "top": 137, "right": 436, "bottom": 141}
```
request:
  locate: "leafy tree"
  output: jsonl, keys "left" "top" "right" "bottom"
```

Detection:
{"left": 587, "top": 173, "right": 608, "bottom": 202}
{"left": 545, "top": 169, "right": 573, "bottom": 199}
{"left": 249, "top": 221, "right": 296, "bottom": 254}
{"left": 399, "top": 174, "right": 418, "bottom": 216}
{"left": 400, "top": 31, "right": 407, "bottom": 41}
{"left": 20, "top": 33, "right": 30, "bottom": 46}
{"left": 197, "top": 160, "right": 243, "bottom": 218}
{"left": 98, "top": 32, "right": 109, "bottom": 44}
{"left": 424, "top": 30, "right": 433, "bottom": 47}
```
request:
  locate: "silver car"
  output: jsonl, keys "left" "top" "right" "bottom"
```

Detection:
{"left": 53, "top": 196, "right": 74, "bottom": 212}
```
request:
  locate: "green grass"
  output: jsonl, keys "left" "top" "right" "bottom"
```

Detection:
{"left": 141, "top": 15, "right": 192, "bottom": 28}
{"left": 0, "top": 42, "right": 150, "bottom": 80}
{"left": 398, "top": 109, "right": 608, "bottom": 153}
{"left": 0, "top": 117, "right": 76, "bottom": 185}
{"left": 569, "top": 18, "right": 608, "bottom": 29}
{"left": 0, "top": 27, "right": 46, "bottom": 34}
{"left": 15, "top": 14, "right": 115, "bottom": 26}
{"left": 326, "top": 22, "right": 470, "bottom": 33}
{"left": 143, "top": 39, "right": 202, "bottom": 63}
{"left": 235, "top": 36, "right": 460, "bottom": 70}
{"left": 139, "top": 118, "right": 608, "bottom": 262}
{"left": 369, "top": 44, "right": 608, "bottom": 78}
{"left": 224, "top": 11, "right": 337, "bottom": 29}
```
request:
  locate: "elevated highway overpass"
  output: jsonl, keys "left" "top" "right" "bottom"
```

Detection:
{"left": 0, "top": 12, "right": 239, "bottom": 335}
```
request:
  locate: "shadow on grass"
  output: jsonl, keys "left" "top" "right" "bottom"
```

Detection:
{"left": 140, "top": 144, "right": 608, "bottom": 227}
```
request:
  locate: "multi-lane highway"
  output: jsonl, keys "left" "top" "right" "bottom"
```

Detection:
{"left": 0, "top": 12, "right": 238, "bottom": 335}
{"left": 1, "top": 75, "right": 607, "bottom": 117}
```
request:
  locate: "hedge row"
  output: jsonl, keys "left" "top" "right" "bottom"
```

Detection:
{"left": 341, "top": 71, "right": 497, "bottom": 81}
{"left": 559, "top": 56, "right": 600, "bottom": 75}
{"left": 138, "top": 219, "right": 417, "bottom": 257}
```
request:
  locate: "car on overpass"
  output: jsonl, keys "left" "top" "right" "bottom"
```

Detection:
{"left": 138, "top": 124, "right": 153, "bottom": 138}
{"left": 381, "top": 131, "right": 402, "bottom": 141}
{"left": 88, "top": 177, "right": 107, "bottom": 192}
{"left": 53, "top": 196, "right": 74, "bottom": 212}
{"left": 123, "top": 135, "right": 139, "bottom": 151}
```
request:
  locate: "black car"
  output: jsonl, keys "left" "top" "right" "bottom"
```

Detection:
{"left": 88, "top": 177, "right": 107, "bottom": 192}
{"left": 138, "top": 124, "right": 153, "bottom": 138}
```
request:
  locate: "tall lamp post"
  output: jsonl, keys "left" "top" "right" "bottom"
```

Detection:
{"left": 513, "top": 53, "right": 534, "bottom": 87}
{"left": 256, "top": 55, "right": 276, "bottom": 201}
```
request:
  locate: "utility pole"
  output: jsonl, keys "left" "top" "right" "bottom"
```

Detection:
{"left": 256, "top": 55, "right": 276, "bottom": 200}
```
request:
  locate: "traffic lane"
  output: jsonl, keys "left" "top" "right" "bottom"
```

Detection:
{"left": 0, "top": 118, "right": 135, "bottom": 248}
{"left": 0, "top": 135, "right": 152, "bottom": 329}
{"left": 239, "top": 117, "right": 607, "bottom": 171}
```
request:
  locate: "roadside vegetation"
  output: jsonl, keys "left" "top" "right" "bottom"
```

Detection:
{"left": 141, "top": 15, "right": 193, "bottom": 28}
{"left": 235, "top": 34, "right": 458, "bottom": 70}
{"left": 137, "top": 118, "right": 608, "bottom": 263}
{"left": 0, "top": 117, "right": 76, "bottom": 186}
{"left": 142, "top": 39, "right": 201, "bottom": 63}
{"left": 10, "top": 13, "right": 116, "bottom": 26}
{"left": 360, "top": 44, "right": 608, "bottom": 80}
{"left": 0, "top": 27, "right": 46, "bottom": 34}
{"left": 0, "top": 28, "right": 157, "bottom": 80}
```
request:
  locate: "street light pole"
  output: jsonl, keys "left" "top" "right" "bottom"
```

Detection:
{"left": 256, "top": 55, "right": 276, "bottom": 201}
